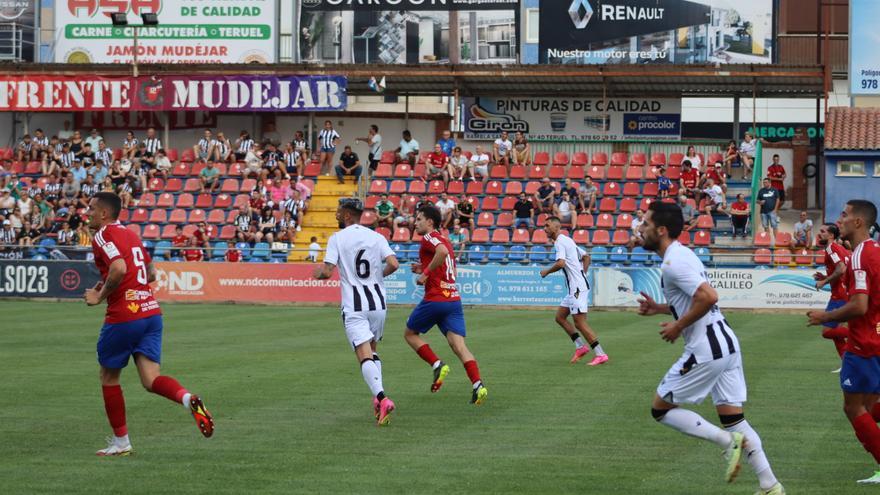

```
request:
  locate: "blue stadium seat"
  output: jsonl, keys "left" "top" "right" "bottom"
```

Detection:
{"left": 528, "top": 245, "right": 549, "bottom": 263}
{"left": 630, "top": 246, "right": 650, "bottom": 265}
{"left": 251, "top": 242, "right": 270, "bottom": 261}
{"left": 170, "top": 257, "right": 183, "bottom": 262}
{"left": 609, "top": 246, "right": 628, "bottom": 264}
{"left": 591, "top": 246, "right": 609, "bottom": 265}
{"left": 468, "top": 245, "right": 487, "bottom": 264}
{"left": 390, "top": 243, "right": 404, "bottom": 259}
{"left": 488, "top": 245, "right": 506, "bottom": 263}
{"left": 508, "top": 245, "right": 527, "bottom": 263}
{"left": 153, "top": 241, "right": 172, "bottom": 259}
{"left": 31, "top": 254, "right": 47, "bottom": 261}
{"left": 37, "top": 237, "right": 56, "bottom": 256}
{"left": 211, "top": 241, "right": 227, "bottom": 260}
{"left": 236, "top": 242, "right": 251, "bottom": 260}
{"left": 404, "top": 243, "right": 419, "bottom": 261}
{"left": 650, "top": 252, "right": 662, "bottom": 264}
{"left": 694, "top": 247, "right": 711, "bottom": 263}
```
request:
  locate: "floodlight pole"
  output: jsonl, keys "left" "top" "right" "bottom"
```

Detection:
{"left": 132, "top": 26, "right": 139, "bottom": 78}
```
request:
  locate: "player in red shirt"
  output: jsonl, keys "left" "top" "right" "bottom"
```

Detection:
{"left": 808, "top": 200, "right": 880, "bottom": 484}
{"left": 813, "top": 223, "right": 851, "bottom": 362}
{"left": 766, "top": 155, "right": 786, "bottom": 203}
{"left": 84, "top": 192, "right": 213, "bottom": 456}
{"left": 404, "top": 205, "right": 488, "bottom": 404}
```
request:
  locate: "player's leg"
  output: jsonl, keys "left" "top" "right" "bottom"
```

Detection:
{"left": 571, "top": 311, "right": 608, "bottom": 366}
{"left": 840, "top": 352, "right": 880, "bottom": 483}
{"left": 405, "top": 301, "right": 449, "bottom": 392}
{"left": 439, "top": 302, "right": 487, "bottom": 405}
{"left": 554, "top": 303, "right": 589, "bottom": 363}
{"left": 360, "top": 311, "right": 394, "bottom": 425}
{"left": 96, "top": 321, "right": 134, "bottom": 456}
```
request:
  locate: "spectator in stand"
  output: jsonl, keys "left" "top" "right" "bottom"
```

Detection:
{"left": 235, "top": 130, "right": 255, "bottom": 161}
{"left": 578, "top": 176, "right": 599, "bottom": 213}
{"left": 436, "top": 193, "right": 456, "bottom": 229}
{"left": 242, "top": 142, "right": 263, "bottom": 180}
{"left": 223, "top": 241, "right": 241, "bottom": 262}
{"left": 757, "top": 178, "right": 781, "bottom": 241}
{"left": 85, "top": 129, "right": 103, "bottom": 149}
{"left": 395, "top": 130, "right": 419, "bottom": 167}
{"left": 704, "top": 162, "right": 728, "bottom": 196}
{"left": 513, "top": 193, "right": 535, "bottom": 233}
{"left": 234, "top": 204, "right": 256, "bottom": 240}
{"left": 738, "top": 132, "right": 756, "bottom": 177}
{"left": 393, "top": 197, "right": 414, "bottom": 232}
{"left": 767, "top": 154, "right": 787, "bottom": 206}
{"left": 793, "top": 211, "right": 814, "bottom": 248}
{"left": 60, "top": 174, "right": 80, "bottom": 208}
{"left": 69, "top": 130, "right": 84, "bottom": 154}
{"left": 16, "top": 134, "right": 33, "bottom": 162}
{"left": 448, "top": 146, "right": 468, "bottom": 182}
{"left": 170, "top": 225, "right": 187, "bottom": 259}
{"left": 722, "top": 140, "right": 738, "bottom": 177}
{"left": 535, "top": 177, "right": 556, "bottom": 215}
{"left": 0, "top": 190, "right": 14, "bottom": 215}
{"left": 355, "top": 124, "right": 382, "bottom": 176}
{"left": 729, "top": 193, "right": 750, "bottom": 239}
{"left": 75, "top": 222, "right": 91, "bottom": 247}
{"left": 77, "top": 142, "right": 96, "bottom": 168}
{"left": 512, "top": 131, "right": 531, "bottom": 166}
{"left": 468, "top": 145, "right": 490, "bottom": 184}
{"left": 183, "top": 237, "right": 204, "bottom": 262}
{"left": 493, "top": 131, "right": 513, "bottom": 167}
{"left": 335, "top": 145, "right": 361, "bottom": 184}
{"left": 684, "top": 144, "right": 701, "bottom": 170}
{"left": 307, "top": 236, "right": 321, "bottom": 262}
{"left": 456, "top": 194, "right": 475, "bottom": 232}
{"left": 133, "top": 142, "right": 155, "bottom": 173}
{"left": 438, "top": 130, "right": 456, "bottom": 156}
{"left": 127, "top": 169, "right": 146, "bottom": 203}
{"left": 448, "top": 220, "right": 466, "bottom": 260}
{"left": 57, "top": 120, "right": 74, "bottom": 141}
{"left": 77, "top": 175, "right": 100, "bottom": 208}
{"left": 17, "top": 220, "right": 40, "bottom": 246}
{"left": 57, "top": 221, "right": 76, "bottom": 246}
{"left": 122, "top": 131, "right": 138, "bottom": 159}
{"left": 0, "top": 219, "right": 16, "bottom": 255}
{"left": 276, "top": 210, "right": 297, "bottom": 244}
{"left": 292, "top": 130, "right": 309, "bottom": 159}
{"left": 212, "top": 131, "right": 233, "bottom": 163}
{"left": 258, "top": 206, "right": 276, "bottom": 244}
{"left": 199, "top": 160, "right": 221, "bottom": 193}
{"left": 561, "top": 178, "right": 578, "bottom": 201}
{"left": 280, "top": 190, "right": 305, "bottom": 231}
{"left": 143, "top": 127, "right": 162, "bottom": 155}
{"left": 194, "top": 129, "right": 214, "bottom": 161}
{"left": 702, "top": 177, "right": 726, "bottom": 217}
{"left": 49, "top": 143, "right": 74, "bottom": 175}
{"left": 268, "top": 178, "right": 292, "bottom": 206}
{"left": 95, "top": 140, "right": 112, "bottom": 167}
{"left": 192, "top": 221, "right": 211, "bottom": 248}
{"left": 282, "top": 142, "right": 302, "bottom": 179}
{"left": 375, "top": 194, "right": 395, "bottom": 230}
{"left": 153, "top": 149, "right": 172, "bottom": 181}
{"left": 553, "top": 191, "right": 577, "bottom": 227}
{"left": 32, "top": 129, "right": 49, "bottom": 158}
{"left": 679, "top": 194, "right": 699, "bottom": 232}
{"left": 630, "top": 210, "right": 645, "bottom": 247}
{"left": 37, "top": 215, "right": 57, "bottom": 238}
{"left": 657, "top": 167, "right": 672, "bottom": 199}
{"left": 415, "top": 194, "right": 433, "bottom": 212}
{"left": 100, "top": 176, "right": 115, "bottom": 193}
{"left": 6, "top": 207, "right": 22, "bottom": 230}
{"left": 679, "top": 160, "right": 700, "bottom": 199}
{"left": 249, "top": 190, "right": 266, "bottom": 216}
{"left": 426, "top": 143, "right": 449, "bottom": 184}
{"left": 318, "top": 120, "right": 341, "bottom": 175}
{"left": 262, "top": 142, "right": 286, "bottom": 179}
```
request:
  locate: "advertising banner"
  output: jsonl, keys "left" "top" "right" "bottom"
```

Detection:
{"left": 594, "top": 267, "right": 830, "bottom": 310}
{"left": 54, "top": 0, "right": 276, "bottom": 64}
{"left": 300, "top": 0, "right": 518, "bottom": 11}
{"left": 75, "top": 111, "right": 218, "bottom": 130}
{"left": 384, "top": 264, "right": 593, "bottom": 306}
{"left": 463, "top": 96, "right": 681, "bottom": 141}
{"left": 0, "top": 0, "right": 37, "bottom": 61}
{"left": 539, "top": 0, "right": 774, "bottom": 65}
{"left": 850, "top": 0, "right": 880, "bottom": 95}
{"left": 0, "top": 76, "right": 347, "bottom": 112}
{"left": 0, "top": 260, "right": 101, "bottom": 299}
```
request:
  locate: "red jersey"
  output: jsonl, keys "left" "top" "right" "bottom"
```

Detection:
{"left": 92, "top": 221, "right": 161, "bottom": 324}
{"left": 730, "top": 200, "right": 749, "bottom": 213}
{"left": 171, "top": 234, "right": 187, "bottom": 247}
{"left": 428, "top": 151, "right": 447, "bottom": 166}
{"left": 419, "top": 230, "right": 460, "bottom": 302}
{"left": 183, "top": 248, "right": 203, "bottom": 262}
{"left": 706, "top": 168, "right": 725, "bottom": 183}
{"left": 225, "top": 249, "right": 241, "bottom": 262}
{"left": 767, "top": 164, "right": 785, "bottom": 191}
{"left": 845, "top": 240, "right": 880, "bottom": 357}
{"left": 680, "top": 169, "right": 699, "bottom": 189}
{"left": 824, "top": 242, "right": 850, "bottom": 301}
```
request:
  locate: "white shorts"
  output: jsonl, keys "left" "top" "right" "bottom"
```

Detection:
{"left": 342, "top": 310, "right": 386, "bottom": 350}
{"left": 560, "top": 290, "right": 590, "bottom": 314}
{"left": 657, "top": 352, "right": 747, "bottom": 406}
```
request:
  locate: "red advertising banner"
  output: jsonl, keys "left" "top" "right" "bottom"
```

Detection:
{"left": 153, "top": 262, "right": 341, "bottom": 304}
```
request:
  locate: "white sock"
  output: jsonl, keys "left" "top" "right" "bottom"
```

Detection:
{"left": 372, "top": 354, "right": 382, "bottom": 375}
{"left": 659, "top": 409, "right": 731, "bottom": 448}
{"left": 431, "top": 360, "right": 441, "bottom": 370}
{"left": 181, "top": 393, "right": 192, "bottom": 411}
{"left": 361, "top": 359, "right": 384, "bottom": 397}
{"left": 472, "top": 380, "right": 482, "bottom": 390}
{"left": 115, "top": 434, "right": 130, "bottom": 447}
{"left": 591, "top": 343, "right": 606, "bottom": 356}
{"left": 725, "top": 420, "right": 778, "bottom": 490}
{"left": 572, "top": 336, "right": 587, "bottom": 348}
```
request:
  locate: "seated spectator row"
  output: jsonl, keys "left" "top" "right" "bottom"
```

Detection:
{"left": 371, "top": 150, "right": 720, "bottom": 169}
{"left": 371, "top": 163, "right": 688, "bottom": 181}
{"left": 368, "top": 178, "right": 678, "bottom": 197}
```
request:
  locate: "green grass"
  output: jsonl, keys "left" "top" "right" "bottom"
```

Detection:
{"left": 0, "top": 301, "right": 870, "bottom": 494}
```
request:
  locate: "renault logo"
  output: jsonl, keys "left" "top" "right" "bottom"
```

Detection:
{"left": 569, "top": 0, "right": 593, "bottom": 29}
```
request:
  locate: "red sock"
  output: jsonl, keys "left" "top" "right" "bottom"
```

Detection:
{"left": 150, "top": 375, "right": 189, "bottom": 404}
{"left": 851, "top": 413, "right": 880, "bottom": 463}
{"left": 463, "top": 360, "right": 481, "bottom": 385}
{"left": 416, "top": 344, "right": 440, "bottom": 366}
{"left": 822, "top": 325, "right": 849, "bottom": 340}
{"left": 101, "top": 385, "right": 127, "bottom": 437}
{"left": 872, "top": 403, "right": 880, "bottom": 423}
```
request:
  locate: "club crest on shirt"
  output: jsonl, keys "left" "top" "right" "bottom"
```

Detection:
{"left": 855, "top": 270, "right": 868, "bottom": 290}
{"left": 127, "top": 302, "right": 140, "bottom": 313}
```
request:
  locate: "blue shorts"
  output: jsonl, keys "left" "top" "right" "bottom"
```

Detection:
{"left": 97, "top": 315, "right": 163, "bottom": 369}
{"left": 841, "top": 352, "right": 880, "bottom": 394}
{"left": 823, "top": 299, "right": 847, "bottom": 328}
{"left": 321, "top": 146, "right": 336, "bottom": 153}
{"left": 406, "top": 300, "right": 466, "bottom": 337}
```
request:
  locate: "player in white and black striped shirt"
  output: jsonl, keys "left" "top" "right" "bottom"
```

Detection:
{"left": 234, "top": 131, "right": 254, "bottom": 160}
{"left": 143, "top": 128, "right": 162, "bottom": 154}
{"left": 318, "top": 120, "right": 340, "bottom": 175}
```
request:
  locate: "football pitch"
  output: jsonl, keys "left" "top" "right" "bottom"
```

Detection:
{"left": 0, "top": 301, "right": 867, "bottom": 494}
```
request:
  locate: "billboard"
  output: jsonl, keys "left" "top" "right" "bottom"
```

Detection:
{"left": 54, "top": 0, "right": 276, "bottom": 64}
{"left": 463, "top": 96, "right": 681, "bottom": 141}
{"left": 0, "top": 260, "right": 101, "bottom": 299}
{"left": 850, "top": 0, "right": 880, "bottom": 95}
{"left": 300, "top": 0, "right": 518, "bottom": 11}
{"left": 0, "top": 0, "right": 37, "bottom": 61}
{"left": 539, "top": 0, "right": 774, "bottom": 65}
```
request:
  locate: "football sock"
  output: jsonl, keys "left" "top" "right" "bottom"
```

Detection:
{"left": 871, "top": 403, "right": 880, "bottom": 423}
{"left": 590, "top": 340, "right": 606, "bottom": 356}
{"left": 181, "top": 393, "right": 192, "bottom": 412}
{"left": 114, "top": 434, "right": 130, "bottom": 447}
{"left": 852, "top": 412, "right": 880, "bottom": 463}
{"left": 372, "top": 353, "right": 382, "bottom": 375}
{"left": 416, "top": 344, "right": 441, "bottom": 368}
{"left": 658, "top": 408, "right": 731, "bottom": 448}
{"left": 463, "top": 360, "right": 482, "bottom": 387}
{"left": 724, "top": 419, "right": 778, "bottom": 490}
{"left": 569, "top": 333, "right": 587, "bottom": 349}
{"left": 101, "top": 385, "right": 128, "bottom": 437}
{"left": 360, "top": 359, "right": 384, "bottom": 397}
{"left": 149, "top": 375, "right": 189, "bottom": 404}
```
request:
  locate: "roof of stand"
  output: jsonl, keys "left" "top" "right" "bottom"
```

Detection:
{"left": 825, "top": 107, "right": 880, "bottom": 151}
{"left": 5, "top": 63, "right": 825, "bottom": 98}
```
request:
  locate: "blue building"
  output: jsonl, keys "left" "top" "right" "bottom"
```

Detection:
{"left": 823, "top": 107, "right": 880, "bottom": 222}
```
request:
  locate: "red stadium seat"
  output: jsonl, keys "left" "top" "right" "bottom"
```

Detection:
{"left": 693, "top": 230, "right": 711, "bottom": 246}
{"left": 754, "top": 232, "right": 772, "bottom": 247}
{"left": 625, "top": 167, "right": 644, "bottom": 180}
{"left": 160, "top": 224, "right": 178, "bottom": 239}
{"left": 630, "top": 152, "right": 647, "bottom": 166}
{"left": 195, "top": 194, "right": 213, "bottom": 209}
{"left": 572, "top": 229, "right": 590, "bottom": 245}
{"left": 524, "top": 181, "right": 541, "bottom": 195}
{"left": 552, "top": 152, "right": 569, "bottom": 167}
{"left": 393, "top": 164, "right": 411, "bottom": 178}
{"left": 622, "top": 182, "right": 640, "bottom": 197}
{"left": 381, "top": 151, "right": 396, "bottom": 164}
{"left": 504, "top": 181, "right": 523, "bottom": 196}
{"left": 148, "top": 178, "right": 165, "bottom": 191}
{"left": 612, "top": 230, "right": 630, "bottom": 245}
{"left": 606, "top": 166, "right": 624, "bottom": 180}
{"left": 233, "top": 194, "right": 249, "bottom": 208}
{"left": 190, "top": 162, "right": 207, "bottom": 177}
{"left": 548, "top": 166, "right": 566, "bottom": 179}
{"left": 374, "top": 163, "right": 392, "bottom": 178}
{"left": 775, "top": 232, "right": 793, "bottom": 247}
{"left": 126, "top": 224, "right": 142, "bottom": 236}
{"left": 172, "top": 163, "right": 190, "bottom": 176}
{"left": 591, "top": 152, "right": 608, "bottom": 166}
{"left": 509, "top": 165, "right": 527, "bottom": 179}
{"left": 490, "top": 165, "right": 508, "bottom": 179}
{"left": 207, "top": 209, "right": 226, "bottom": 224}
{"left": 642, "top": 183, "right": 659, "bottom": 197}
{"left": 491, "top": 229, "right": 510, "bottom": 243}
{"left": 139, "top": 193, "right": 156, "bottom": 207}
{"left": 587, "top": 166, "right": 605, "bottom": 180}
{"left": 567, "top": 165, "right": 585, "bottom": 180}
{"left": 616, "top": 213, "right": 633, "bottom": 229}
{"left": 168, "top": 209, "right": 187, "bottom": 224}
{"left": 176, "top": 194, "right": 194, "bottom": 208}
{"left": 481, "top": 196, "right": 499, "bottom": 211}
{"left": 118, "top": 209, "right": 130, "bottom": 222}
{"left": 182, "top": 178, "right": 200, "bottom": 193}
{"left": 412, "top": 164, "right": 427, "bottom": 179}
{"left": 497, "top": 212, "right": 514, "bottom": 227}
{"left": 471, "top": 228, "right": 490, "bottom": 243}
{"left": 189, "top": 209, "right": 206, "bottom": 223}
{"left": 571, "top": 151, "right": 589, "bottom": 166}
{"left": 477, "top": 212, "right": 495, "bottom": 227}
{"left": 428, "top": 180, "right": 445, "bottom": 194}
{"left": 619, "top": 197, "right": 637, "bottom": 213}
{"left": 364, "top": 196, "right": 380, "bottom": 209}
{"left": 485, "top": 181, "right": 503, "bottom": 195}
{"left": 369, "top": 180, "right": 387, "bottom": 194}
{"left": 465, "top": 181, "right": 483, "bottom": 195}
{"left": 408, "top": 181, "right": 426, "bottom": 194}
{"left": 650, "top": 153, "right": 666, "bottom": 167}
{"left": 677, "top": 231, "right": 692, "bottom": 245}
{"left": 512, "top": 228, "right": 530, "bottom": 243}
{"left": 228, "top": 163, "right": 242, "bottom": 176}
{"left": 774, "top": 248, "right": 793, "bottom": 265}
{"left": 374, "top": 227, "right": 390, "bottom": 240}
{"left": 142, "top": 224, "right": 160, "bottom": 240}
{"left": 591, "top": 229, "right": 610, "bottom": 245}
{"left": 668, "top": 153, "right": 684, "bottom": 166}
{"left": 219, "top": 225, "right": 236, "bottom": 240}
{"left": 360, "top": 210, "right": 376, "bottom": 226}
{"left": 696, "top": 215, "right": 715, "bottom": 229}
{"left": 213, "top": 194, "right": 231, "bottom": 209}
{"left": 240, "top": 179, "right": 256, "bottom": 193}
{"left": 130, "top": 208, "right": 148, "bottom": 223}
{"left": 385, "top": 180, "right": 404, "bottom": 195}
{"left": 602, "top": 182, "right": 620, "bottom": 197}
{"left": 392, "top": 227, "right": 411, "bottom": 242}
{"left": 598, "top": 198, "right": 617, "bottom": 212}
{"left": 531, "top": 229, "right": 549, "bottom": 244}
{"left": 611, "top": 152, "right": 628, "bottom": 167}
{"left": 795, "top": 248, "right": 817, "bottom": 265}
{"left": 596, "top": 213, "right": 614, "bottom": 229}
{"left": 447, "top": 181, "right": 464, "bottom": 195}
{"left": 527, "top": 166, "right": 546, "bottom": 179}
{"left": 577, "top": 214, "right": 594, "bottom": 228}
{"left": 301, "top": 162, "right": 319, "bottom": 177}
{"left": 533, "top": 152, "right": 550, "bottom": 167}
{"left": 708, "top": 153, "right": 724, "bottom": 166}
{"left": 156, "top": 193, "right": 174, "bottom": 208}
{"left": 754, "top": 248, "right": 772, "bottom": 264}
{"left": 501, "top": 196, "right": 518, "bottom": 210}
{"left": 221, "top": 179, "right": 239, "bottom": 193}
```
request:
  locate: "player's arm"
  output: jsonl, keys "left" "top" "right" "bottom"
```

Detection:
{"left": 146, "top": 261, "right": 157, "bottom": 283}
{"left": 540, "top": 258, "right": 565, "bottom": 278}
{"left": 581, "top": 253, "right": 591, "bottom": 272}
{"left": 85, "top": 258, "right": 126, "bottom": 306}
{"left": 314, "top": 262, "right": 335, "bottom": 280}
{"left": 383, "top": 255, "right": 399, "bottom": 277}
{"left": 808, "top": 293, "right": 868, "bottom": 325}
{"left": 315, "top": 235, "right": 338, "bottom": 280}
{"left": 816, "top": 259, "right": 845, "bottom": 289}
{"left": 658, "top": 282, "right": 717, "bottom": 343}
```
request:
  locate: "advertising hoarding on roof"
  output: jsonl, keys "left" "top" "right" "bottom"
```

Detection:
{"left": 850, "top": 0, "right": 880, "bottom": 95}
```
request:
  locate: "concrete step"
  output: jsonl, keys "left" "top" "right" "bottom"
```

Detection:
{"left": 312, "top": 180, "right": 358, "bottom": 195}
{"left": 309, "top": 195, "right": 346, "bottom": 209}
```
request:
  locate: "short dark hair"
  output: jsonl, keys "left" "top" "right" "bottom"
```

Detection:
{"left": 370, "top": 125, "right": 379, "bottom": 132}
{"left": 545, "top": 216, "right": 561, "bottom": 224}
{"left": 848, "top": 199, "right": 878, "bottom": 228}
{"left": 93, "top": 192, "right": 122, "bottom": 219}
{"left": 823, "top": 223, "right": 840, "bottom": 239}
{"left": 418, "top": 205, "right": 442, "bottom": 229}
{"left": 403, "top": 130, "right": 411, "bottom": 137}
{"left": 648, "top": 201, "right": 684, "bottom": 239}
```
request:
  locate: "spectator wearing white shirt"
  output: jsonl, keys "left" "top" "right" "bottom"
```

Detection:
{"left": 235, "top": 130, "right": 255, "bottom": 160}
{"left": 94, "top": 140, "right": 113, "bottom": 167}
{"left": 738, "top": 132, "right": 756, "bottom": 176}
{"left": 122, "top": 131, "right": 139, "bottom": 159}
{"left": 194, "top": 129, "right": 214, "bottom": 161}
{"left": 631, "top": 209, "right": 645, "bottom": 239}
{"left": 356, "top": 124, "right": 382, "bottom": 175}
{"left": 307, "top": 236, "right": 322, "bottom": 262}
{"left": 242, "top": 142, "right": 263, "bottom": 179}
{"left": 684, "top": 145, "right": 701, "bottom": 170}
{"left": 85, "top": 129, "right": 104, "bottom": 150}
{"left": 552, "top": 191, "right": 577, "bottom": 227}
{"left": 153, "top": 149, "right": 173, "bottom": 180}
{"left": 793, "top": 211, "right": 814, "bottom": 248}
{"left": 395, "top": 130, "right": 419, "bottom": 167}
{"left": 435, "top": 193, "right": 456, "bottom": 229}
{"left": 702, "top": 177, "right": 726, "bottom": 217}
{"left": 448, "top": 146, "right": 469, "bottom": 181}
{"left": 493, "top": 131, "right": 513, "bottom": 168}
{"left": 57, "top": 120, "right": 74, "bottom": 141}
{"left": 468, "top": 145, "right": 490, "bottom": 184}
{"left": 318, "top": 120, "right": 341, "bottom": 175}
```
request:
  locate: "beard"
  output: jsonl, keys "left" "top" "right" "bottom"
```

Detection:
{"left": 338, "top": 221, "right": 345, "bottom": 229}
{"left": 817, "top": 237, "right": 829, "bottom": 247}
{"left": 642, "top": 235, "right": 660, "bottom": 252}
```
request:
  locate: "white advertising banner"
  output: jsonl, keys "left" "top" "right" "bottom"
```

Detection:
{"left": 463, "top": 96, "right": 682, "bottom": 141}
{"left": 594, "top": 267, "right": 831, "bottom": 310}
{"left": 54, "top": 0, "right": 276, "bottom": 64}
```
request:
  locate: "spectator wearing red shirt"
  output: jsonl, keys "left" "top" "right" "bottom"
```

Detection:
{"left": 767, "top": 154, "right": 787, "bottom": 204}
{"left": 425, "top": 143, "right": 449, "bottom": 185}
{"left": 224, "top": 241, "right": 242, "bottom": 262}
{"left": 192, "top": 222, "right": 211, "bottom": 248}
{"left": 729, "top": 194, "right": 750, "bottom": 238}
{"left": 679, "top": 160, "right": 700, "bottom": 199}
{"left": 170, "top": 225, "right": 187, "bottom": 259}
{"left": 705, "top": 162, "right": 728, "bottom": 195}
{"left": 249, "top": 190, "right": 265, "bottom": 215}
{"left": 183, "top": 237, "right": 203, "bottom": 262}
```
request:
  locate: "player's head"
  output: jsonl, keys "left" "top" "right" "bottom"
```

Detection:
{"left": 642, "top": 201, "right": 684, "bottom": 252}
{"left": 87, "top": 192, "right": 122, "bottom": 231}
{"left": 415, "top": 205, "right": 442, "bottom": 235}
{"left": 817, "top": 223, "right": 840, "bottom": 246}
{"left": 543, "top": 216, "right": 562, "bottom": 240}
{"left": 336, "top": 197, "right": 363, "bottom": 228}
{"left": 839, "top": 199, "right": 879, "bottom": 242}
